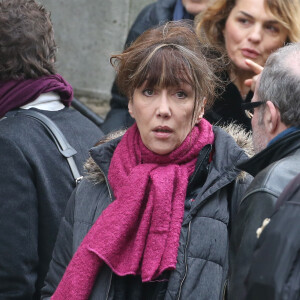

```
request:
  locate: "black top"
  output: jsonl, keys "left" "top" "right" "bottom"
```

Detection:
{"left": 205, "top": 79, "right": 253, "bottom": 131}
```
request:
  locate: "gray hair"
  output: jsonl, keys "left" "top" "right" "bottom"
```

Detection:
{"left": 257, "top": 43, "right": 300, "bottom": 127}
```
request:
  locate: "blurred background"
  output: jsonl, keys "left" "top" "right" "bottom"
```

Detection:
{"left": 41, "top": 0, "right": 155, "bottom": 118}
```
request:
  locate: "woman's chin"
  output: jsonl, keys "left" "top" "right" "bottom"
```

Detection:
{"left": 150, "top": 147, "right": 173, "bottom": 155}
{"left": 146, "top": 143, "right": 176, "bottom": 155}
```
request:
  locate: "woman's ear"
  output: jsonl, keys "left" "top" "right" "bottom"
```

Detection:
{"left": 196, "top": 98, "right": 206, "bottom": 124}
{"left": 128, "top": 99, "right": 135, "bottom": 119}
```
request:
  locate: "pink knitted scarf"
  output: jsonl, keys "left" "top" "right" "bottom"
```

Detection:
{"left": 52, "top": 119, "right": 214, "bottom": 300}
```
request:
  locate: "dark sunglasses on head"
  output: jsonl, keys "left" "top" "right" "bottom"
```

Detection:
{"left": 242, "top": 101, "right": 264, "bottom": 119}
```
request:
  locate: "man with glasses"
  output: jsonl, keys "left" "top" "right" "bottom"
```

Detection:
{"left": 229, "top": 43, "right": 300, "bottom": 299}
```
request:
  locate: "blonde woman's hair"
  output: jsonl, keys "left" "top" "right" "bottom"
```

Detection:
{"left": 195, "top": 0, "right": 300, "bottom": 54}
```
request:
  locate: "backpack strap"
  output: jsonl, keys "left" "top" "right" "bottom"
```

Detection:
{"left": 14, "top": 109, "right": 82, "bottom": 185}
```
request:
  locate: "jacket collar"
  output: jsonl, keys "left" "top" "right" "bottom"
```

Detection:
{"left": 238, "top": 130, "right": 300, "bottom": 177}
{"left": 182, "top": 126, "right": 250, "bottom": 224}
{"left": 87, "top": 133, "right": 123, "bottom": 181}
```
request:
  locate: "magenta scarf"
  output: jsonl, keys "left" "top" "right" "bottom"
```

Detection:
{"left": 0, "top": 74, "right": 73, "bottom": 117}
{"left": 52, "top": 119, "right": 214, "bottom": 300}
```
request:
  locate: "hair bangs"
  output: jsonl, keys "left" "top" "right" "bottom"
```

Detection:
{"left": 135, "top": 46, "right": 194, "bottom": 91}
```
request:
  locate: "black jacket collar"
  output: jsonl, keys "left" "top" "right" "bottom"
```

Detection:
{"left": 238, "top": 130, "right": 300, "bottom": 177}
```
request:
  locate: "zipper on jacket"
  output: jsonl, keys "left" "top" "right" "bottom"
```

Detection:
{"left": 98, "top": 167, "right": 113, "bottom": 299}
{"left": 222, "top": 279, "right": 228, "bottom": 300}
{"left": 98, "top": 167, "right": 113, "bottom": 202}
{"left": 177, "top": 221, "right": 191, "bottom": 300}
{"left": 105, "top": 271, "right": 113, "bottom": 300}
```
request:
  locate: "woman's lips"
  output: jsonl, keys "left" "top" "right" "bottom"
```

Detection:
{"left": 153, "top": 126, "right": 173, "bottom": 138}
{"left": 241, "top": 48, "right": 260, "bottom": 59}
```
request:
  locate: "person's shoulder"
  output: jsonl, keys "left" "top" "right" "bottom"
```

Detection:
{"left": 78, "top": 129, "right": 124, "bottom": 184}
{"left": 264, "top": 149, "right": 300, "bottom": 180}
{"left": 50, "top": 107, "right": 104, "bottom": 137}
{"left": 125, "top": 0, "right": 176, "bottom": 46}
{"left": 53, "top": 107, "right": 100, "bottom": 126}
{"left": 0, "top": 112, "right": 42, "bottom": 141}
{"left": 245, "top": 152, "right": 300, "bottom": 199}
{"left": 128, "top": 2, "right": 158, "bottom": 34}
{"left": 71, "top": 131, "right": 126, "bottom": 228}
{"left": 135, "top": 0, "right": 175, "bottom": 23}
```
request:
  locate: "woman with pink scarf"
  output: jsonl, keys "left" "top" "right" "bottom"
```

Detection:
{"left": 42, "top": 21, "right": 252, "bottom": 300}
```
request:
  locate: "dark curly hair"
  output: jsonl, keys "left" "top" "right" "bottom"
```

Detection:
{"left": 0, "top": 0, "right": 57, "bottom": 80}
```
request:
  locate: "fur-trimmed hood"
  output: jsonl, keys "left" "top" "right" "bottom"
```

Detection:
{"left": 84, "top": 123, "right": 253, "bottom": 184}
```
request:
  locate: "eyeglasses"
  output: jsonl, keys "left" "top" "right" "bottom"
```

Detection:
{"left": 242, "top": 101, "right": 264, "bottom": 119}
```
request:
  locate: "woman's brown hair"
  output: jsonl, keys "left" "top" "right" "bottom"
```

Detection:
{"left": 111, "top": 21, "right": 224, "bottom": 118}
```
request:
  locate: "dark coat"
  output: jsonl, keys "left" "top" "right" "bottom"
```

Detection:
{"left": 0, "top": 107, "right": 103, "bottom": 299}
{"left": 42, "top": 125, "right": 252, "bottom": 300}
{"left": 229, "top": 130, "right": 300, "bottom": 300}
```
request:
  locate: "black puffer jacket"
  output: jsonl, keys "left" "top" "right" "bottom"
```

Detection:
{"left": 229, "top": 130, "right": 300, "bottom": 300}
{"left": 42, "top": 125, "right": 252, "bottom": 300}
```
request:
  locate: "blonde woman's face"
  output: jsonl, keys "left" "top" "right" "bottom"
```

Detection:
{"left": 223, "top": 0, "right": 288, "bottom": 71}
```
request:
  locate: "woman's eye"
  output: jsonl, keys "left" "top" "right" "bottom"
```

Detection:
{"left": 265, "top": 24, "right": 279, "bottom": 34}
{"left": 143, "top": 89, "right": 154, "bottom": 96}
{"left": 238, "top": 18, "right": 250, "bottom": 25}
{"left": 176, "top": 91, "right": 187, "bottom": 99}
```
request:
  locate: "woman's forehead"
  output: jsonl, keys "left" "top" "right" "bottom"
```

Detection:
{"left": 139, "top": 77, "right": 194, "bottom": 89}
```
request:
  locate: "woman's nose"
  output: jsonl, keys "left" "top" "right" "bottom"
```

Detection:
{"left": 248, "top": 24, "right": 262, "bottom": 43}
{"left": 156, "top": 91, "right": 171, "bottom": 118}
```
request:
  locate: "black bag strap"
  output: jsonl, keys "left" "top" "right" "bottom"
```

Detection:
{"left": 15, "top": 109, "right": 82, "bottom": 185}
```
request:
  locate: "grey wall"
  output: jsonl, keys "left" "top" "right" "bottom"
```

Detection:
{"left": 41, "top": 0, "right": 155, "bottom": 102}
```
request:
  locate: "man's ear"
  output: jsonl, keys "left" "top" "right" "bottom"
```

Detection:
{"left": 128, "top": 99, "right": 135, "bottom": 119}
{"left": 264, "top": 101, "right": 280, "bottom": 134}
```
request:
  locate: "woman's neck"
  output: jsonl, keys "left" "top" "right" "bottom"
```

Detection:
{"left": 229, "top": 67, "right": 254, "bottom": 99}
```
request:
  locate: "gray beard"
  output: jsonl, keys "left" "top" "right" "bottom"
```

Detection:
{"left": 252, "top": 127, "right": 267, "bottom": 154}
